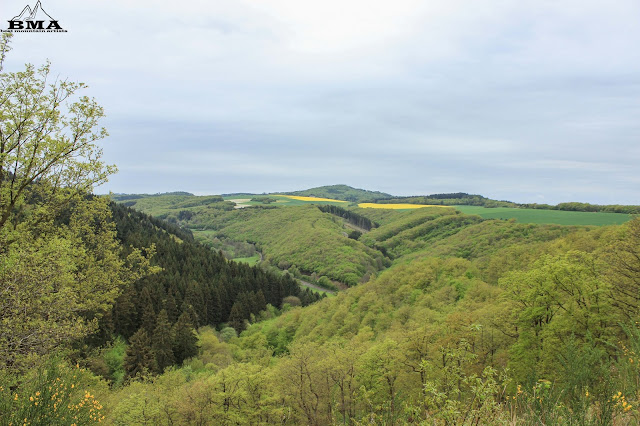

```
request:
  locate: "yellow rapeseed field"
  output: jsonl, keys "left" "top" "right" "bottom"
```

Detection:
{"left": 276, "top": 195, "right": 348, "bottom": 203}
{"left": 358, "top": 203, "right": 453, "bottom": 209}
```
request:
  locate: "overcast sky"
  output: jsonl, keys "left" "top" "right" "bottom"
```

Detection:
{"left": 4, "top": 0, "right": 640, "bottom": 204}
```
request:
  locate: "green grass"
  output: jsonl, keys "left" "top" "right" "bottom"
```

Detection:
{"left": 455, "top": 206, "right": 632, "bottom": 226}
{"left": 232, "top": 255, "right": 261, "bottom": 266}
{"left": 299, "top": 282, "right": 335, "bottom": 297}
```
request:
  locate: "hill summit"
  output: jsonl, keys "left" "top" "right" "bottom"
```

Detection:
{"left": 284, "top": 184, "right": 392, "bottom": 202}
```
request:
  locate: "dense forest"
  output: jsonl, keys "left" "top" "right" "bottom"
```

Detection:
{"left": 7, "top": 185, "right": 640, "bottom": 424}
{"left": 90, "top": 212, "right": 640, "bottom": 425}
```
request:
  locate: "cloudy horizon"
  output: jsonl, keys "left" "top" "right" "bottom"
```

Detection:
{"left": 3, "top": 0, "right": 640, "bottom": 205}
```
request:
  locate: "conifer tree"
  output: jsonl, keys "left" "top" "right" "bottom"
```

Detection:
{"left": 124, "top": 328, "right": 157, "bottom": 379}
{"left": 206, "top": 285, "right": 223, "bottom": 325}
{"left": 164, "top": 289, "right": 179, "bottom": 323}
{"left": 228, "top": 301, "right": 247, "bottom": 334}
{"left": 172, "top": 311, "right": 198, "bottom": 364}
{"left": 184, "top": 281, "right": 207, "bottom": 326}
{"left": 109, "top": 279, "right": 137, "bottom": 339}
{"left": 140, "top": 303, "right": 157, "bottom": 334}
{"left": 180, "top": 300, "right": 200, "bottom": 328}
{"left": 152, "top": 309, "right": 175, "bottom": 372}
{"left": 139, "top": 287, "right": 156, "bottom": 333}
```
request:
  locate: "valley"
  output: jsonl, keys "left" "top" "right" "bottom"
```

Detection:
{"left": 4, "top": 182, "right": 640, "bottom": 425}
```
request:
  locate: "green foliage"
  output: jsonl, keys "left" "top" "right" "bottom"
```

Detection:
{"left": 103, "top": 337, "right": 127, "bottom": 387}
{"left": 500, "top": 251, "right": 614, "bottom": 384}
{"left": 27, "top": 213, "right": 638, "bottom": 425}
{"left": 152, "top": 310, "right": 176, "bottom": 373}
{"left": 317, "top": 204, "right": 376, "bottom": 230}
{"left": 250, "top": 196, "right": 278, "bottom": 204}
{"left": 172, "top": 312, "right": 199, "bottom": 365}
{"left": 0, "top": 35, "right": 153, "bottom": 374}
{"left": 348, "top": 230, "right": 362, "bottom": 240}
{"left": 232, "top": 254, "right": 261, "bottom": 266}
{"left": 107, "top": 202, "right": 320, "bottom": 344}
{"left": 0, "top": 357, "right": 109, "bottom": 425}
{"left": 530, "top": 201, "right": 640, "bottom": 214}
{"left": 124, "top": 328, "right": 157, "bottom": 379}
{"left": 219, "top": 327, "right": 238, "bottom": 343}
{"left": 0, "top": 34, "right": 116, "bottom": 232}
{"left": 0, "top": 196, "right": 155, "bottom": 373}
{"left": 193, "top": 205, "right": 387, "bottom": 286}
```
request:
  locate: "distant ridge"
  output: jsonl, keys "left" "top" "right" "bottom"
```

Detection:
{"left": 109, "top": 191, "right": 194, "bottom": 202}
{"left": 284, "top": 184, "right": 393, "bottom": 203}
{"left": 107, "top": 186, "right": 640, "bottom": 214}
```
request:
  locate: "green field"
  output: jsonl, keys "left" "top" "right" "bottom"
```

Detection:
{"left": 231, "top": 254, "right": 261, "bottom": 266}
{"left": 455, "top": 205, "right": 633, "bottom": 226}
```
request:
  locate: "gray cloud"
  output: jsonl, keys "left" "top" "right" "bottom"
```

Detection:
{"left": 3, "top": 0, "right": 640, "bottom": 204}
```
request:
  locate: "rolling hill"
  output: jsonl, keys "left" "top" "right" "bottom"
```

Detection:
{"left": 283, "top": 184, "right": 393, "bottom": 202}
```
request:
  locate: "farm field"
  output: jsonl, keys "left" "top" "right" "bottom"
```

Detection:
{"left": 455, "top": 205, "right": 633, "bottom": 226}
{"left": 276, "top": 195, "right": 347, "bottom": 203}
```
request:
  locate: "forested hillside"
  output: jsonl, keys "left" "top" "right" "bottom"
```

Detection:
{"left": 99, "top": 187, "right": 640, "bottom": 424}
{"left": 97, "top": 216, "right": 640, "bottom": 425}
{"left": 108, "top": 202, "right": 320, "bottom": 331}
{"left": 285, "top": 184, "right": 392, "bottom": 202}
{"left": 6, "top": 180, "right": 640, "bottom": 424}
{"left": 116, "top": 195, "right": 391, "bottom": 286}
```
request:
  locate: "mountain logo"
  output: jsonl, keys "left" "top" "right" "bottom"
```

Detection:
{"left": 3, "top": 1, "right": 67, "bottom": 32}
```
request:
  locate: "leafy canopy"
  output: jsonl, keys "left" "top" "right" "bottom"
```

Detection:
{"left": 0, "top": 33, "right": 116, "bottom": 231}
